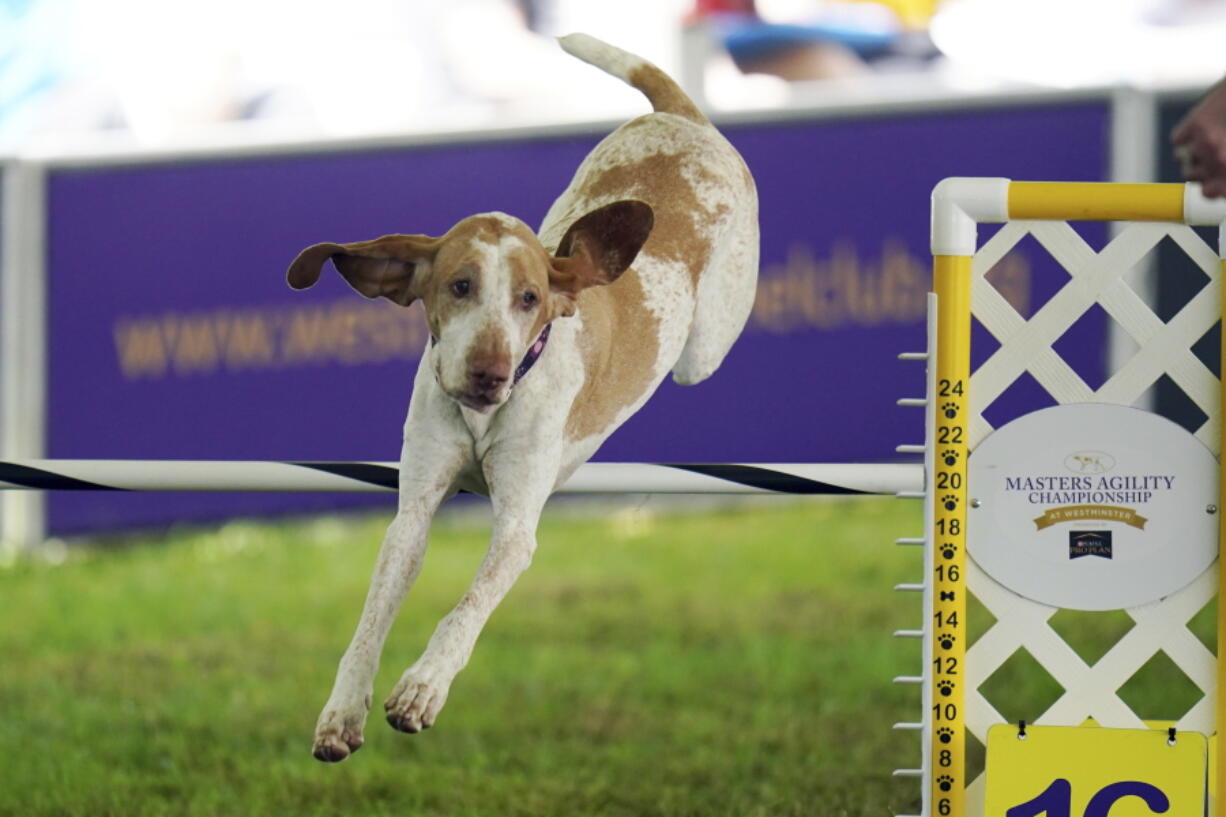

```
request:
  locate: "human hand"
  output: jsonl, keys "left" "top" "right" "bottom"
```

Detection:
{"left": 1172, "top": 78, "right": 1226, "bottom": 198}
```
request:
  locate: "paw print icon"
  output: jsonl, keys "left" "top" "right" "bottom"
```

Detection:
{"left": 937, "top": 680, "right": 956, "bottom": 697}
{"left": 942, "top": 495, "right": 959, "bottom": 511}
{"left": 941, "top": 543, "right": 957, "bottom": 560}
{"left": 942, "top": 402, "right": 959, "bottom": 419}
{"left": 942, "top": 450, "right": 959, "bottom": 468}
{"left": 936, "top": 727, "right": 955, "bottom": 743}
{"left": 937, "top": 774, "right": 955, "bottom": 792}
{"left": 938, "top": 633, "right": 956, "bottom": 650}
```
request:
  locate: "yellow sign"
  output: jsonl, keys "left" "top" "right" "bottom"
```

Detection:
{"left": 1032, "top": 505, "right": 1148, "bottom": 530}
{"left": 985, "top": 725, "right": 1206, "bottom": 817}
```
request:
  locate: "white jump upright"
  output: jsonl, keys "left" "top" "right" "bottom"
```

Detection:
{"left": 901, "top": 178, "right": 1226, "bottom": 817}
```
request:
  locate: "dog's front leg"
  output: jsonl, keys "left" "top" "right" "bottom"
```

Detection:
{"left": 384, "top": 445, "right": 557, "bottom": 734}
{"left": 312, "top": 435, "right": 465, "bottom": 763}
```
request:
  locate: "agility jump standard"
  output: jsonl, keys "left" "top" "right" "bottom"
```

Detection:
{"left": 919, "top": 179, "right": 1226, "bottom": 817}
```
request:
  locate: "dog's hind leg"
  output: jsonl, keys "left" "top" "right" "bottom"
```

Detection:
{"left": 312, "top": 431, "right": 465, "bottom": 763}
{"left": 383, "top": 443, "right": 557, "bottom": 734}
{"left": 671, "top": 204, "right": 760, "bottom": 386}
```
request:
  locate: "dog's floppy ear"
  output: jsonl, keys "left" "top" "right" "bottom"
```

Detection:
{"left": 549, "top": 200, "right": 654, "bottom": 300}
{"left": 287, "top": 234, "right": 442, "bottom": 306}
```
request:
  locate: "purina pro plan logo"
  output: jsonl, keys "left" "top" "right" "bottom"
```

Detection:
{"left": 966, "top": 404, "right": 1217, "bottom": 611}
{"left": 1068, "top": 530, "right": 1111, "bottom": 560}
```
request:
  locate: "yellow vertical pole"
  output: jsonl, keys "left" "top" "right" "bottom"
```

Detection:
{"left": 1217, "top": 256, "right": 1226, "bottom": 817}
{"left": 932, "top": 255, "right": 972, "bottom": 817}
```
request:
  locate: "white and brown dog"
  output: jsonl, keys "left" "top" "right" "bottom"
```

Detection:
{"left": 288, "top": 33, "right": 758, "bottom": 762}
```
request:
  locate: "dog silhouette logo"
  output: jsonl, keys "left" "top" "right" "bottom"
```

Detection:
{"left": 1064, "top": 451, "right": 1116, "bottom": 474}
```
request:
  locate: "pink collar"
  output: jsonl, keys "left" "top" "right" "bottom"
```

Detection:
{"left": 512, "top": 324, "right": 551, "bottom": 387}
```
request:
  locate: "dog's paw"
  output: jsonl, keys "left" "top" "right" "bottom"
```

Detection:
{"left": 312, "top": 703, "right": 368, "bottom": 763}
{"left": 384, "top": 668, "right": 452, "bottom": 734}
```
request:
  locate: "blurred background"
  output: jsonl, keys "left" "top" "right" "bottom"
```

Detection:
{"left": 3, "top": 0, "right": 1225, "bottom": 153}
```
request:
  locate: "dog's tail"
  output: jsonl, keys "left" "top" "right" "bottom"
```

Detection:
{"left": 558, "top": 33, "right": 708, "bottom": 125}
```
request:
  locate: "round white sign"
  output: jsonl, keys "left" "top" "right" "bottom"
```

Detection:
{"left": 967, "top": 403, "right": 1218, "bottom": 611}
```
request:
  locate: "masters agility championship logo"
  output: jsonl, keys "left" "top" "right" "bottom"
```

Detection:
{"left": 966, "top": 401, "right": 1218, "bottom": 611}
{"left": 1001, "top": 449, "right": 1176, "bottom": 534}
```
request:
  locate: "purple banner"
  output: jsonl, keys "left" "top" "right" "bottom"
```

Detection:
{"left": 45, "top": 100, "right": 1110, "bottom": 533}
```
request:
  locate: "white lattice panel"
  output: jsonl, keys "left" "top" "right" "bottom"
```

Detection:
{"left": 963, "top": 221, "right": 1222, "bottom": 815}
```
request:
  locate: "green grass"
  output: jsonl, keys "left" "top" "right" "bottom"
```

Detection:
{"left": 0, "top": 498, "right": 929, "bottom": 816}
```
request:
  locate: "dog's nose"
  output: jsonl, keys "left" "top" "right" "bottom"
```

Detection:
{"left": 468, "top": 363, "right": 510, "bottom": 393}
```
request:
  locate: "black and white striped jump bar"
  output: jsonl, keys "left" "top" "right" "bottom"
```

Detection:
{"left": 0, "top": 460, "right": 922, "bottom": 496}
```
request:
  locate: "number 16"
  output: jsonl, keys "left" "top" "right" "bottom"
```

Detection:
{"left": 1007, "top": 779, "right": 1168, "bottom": 817}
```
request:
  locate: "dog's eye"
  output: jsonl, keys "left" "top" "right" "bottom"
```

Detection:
{"left": 450, "top": 279, "right": 471, "bottom": 298}
{"left": 520, "top": 291, "right": 538, "bottom": 309}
